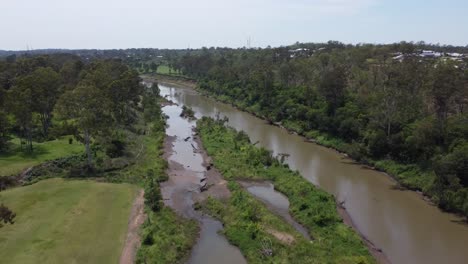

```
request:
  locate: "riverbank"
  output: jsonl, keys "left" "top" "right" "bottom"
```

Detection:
{"left": 196, "top": 116, "right": 377, "bottom": 263}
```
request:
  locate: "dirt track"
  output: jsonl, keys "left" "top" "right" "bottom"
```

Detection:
{"left": 119, "top": 189, "right": 146, "bottom": 264}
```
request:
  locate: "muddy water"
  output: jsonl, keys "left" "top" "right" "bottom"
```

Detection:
{"left": 190, "top": 217, "right": 246, "bottom": 264}
{"left": 160, "top": 104, "right": 246, "bottom": 264}
{"left": 160, "top": 83, "right": 468, "bottom": 264}
{"left": 239, "top": 181, "right": 311, "bottom": 240}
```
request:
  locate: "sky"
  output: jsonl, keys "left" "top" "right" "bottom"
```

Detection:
{"left": 1, "top": 0, "right": 467, "bottom": 50}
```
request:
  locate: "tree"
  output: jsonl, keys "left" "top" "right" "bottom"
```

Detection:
{"left": 105, "top": 70, "right": 142, "bottom": 125}
{"left": 55, "top": 83, "right": 112, "bottom": 168}
{"left": 0, "top": 111, "right": 10, "bottom": 152}
{"left": 150, "top": 62, "right": 158, "bottom": 72}
{"left": 429, "top": 61, "right": 464, "bottom": 145}
{"left": 318, "top": 64, "right": 347, "bottom": 115}
{"left": 59, "top": 60, "right": 83, "bottom": 90}
{"left": 29, "top": 67, "right": 61, "bottom": 138}
{"left": 144, "top": 170, "right": 162, "bottom": 212}
{"left": 6, "top": 85, "right": 34, "bottom": 152}
{"left": 434, "top": 142, "right": 468, "bottom": 188}
{"left": 0, "top": 88, "right": 10, "bottom": 152}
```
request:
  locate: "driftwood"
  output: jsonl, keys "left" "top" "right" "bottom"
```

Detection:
{"left": 260, "top": 238, "right": 273, "bottom": 257}
{"left": 338, "top": 200, "right": 346, "bottom": 209}
{"left": 277, "top": 153, "right": 290, "bottom": 164}
{"left": 200, "top": 181, "right": 208, "bottom": 192}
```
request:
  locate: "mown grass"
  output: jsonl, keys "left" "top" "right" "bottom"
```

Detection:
{"left": 157, "top": 65, "right": 185, "bottom": 77}
{"left": 197, "top": 117, "right": 374, "bottom": 263}
{"left": 0, "top": 178, "right": 138, "bottom": 264}
{"left": 0, "top": 136, "right": 83, "bottom": 176}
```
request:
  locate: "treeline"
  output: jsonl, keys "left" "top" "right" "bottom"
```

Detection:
{"left": 0, "top": 54, "right": 143, "bottom": 169}
{"left": 169, "top": 42, "right": 468, "bottom": 218}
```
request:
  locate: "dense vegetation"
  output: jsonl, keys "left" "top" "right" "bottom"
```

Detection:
{"left": 197, "top": 117, "right": 373, "bottom": 263}
{"left": 167, "top": 42, "right": 468, "bottom": 218}
{"left": 0, "top": 54, "right": 142, "bottom": 168}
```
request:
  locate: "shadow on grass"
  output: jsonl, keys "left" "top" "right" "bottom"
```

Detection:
{"left": 0, "top": 144, "right": 51, "bottom": 160}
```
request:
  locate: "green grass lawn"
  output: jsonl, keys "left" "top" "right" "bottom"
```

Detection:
{"left": 0, "top": 137, "right": 84, "bottom": 176}
{"left": 156, "top": 65, "right": 184, "bottom": 76}
{"left": 0, "top": 178, "right": 138, "bottom": 264}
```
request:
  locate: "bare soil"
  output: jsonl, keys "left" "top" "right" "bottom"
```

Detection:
{"left": 119, "top": 189, "right": 146, "bottom": 264}
{"left": 266, "top": 229, "right": 295, "bottom": 245}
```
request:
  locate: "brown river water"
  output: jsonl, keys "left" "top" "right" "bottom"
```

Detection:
{"left": 158, "top": 82, "right": 468, "bottom": 264}
{"left": 160, "top": 103, "right": 246, "bottom": 264}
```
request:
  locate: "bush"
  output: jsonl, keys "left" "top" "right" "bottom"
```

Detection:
{"left": 144, "top": 170, "right": 162, "bottom": 212}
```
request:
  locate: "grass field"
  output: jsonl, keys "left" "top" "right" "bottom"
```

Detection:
{"left": 0, "top": 178, "right": 138, "bottom": 264}
{"left": 0, "top": 137, "right": 83, "bottom": 176}
{"left": 156, "top": 65, "right": 184, "bottom": 76}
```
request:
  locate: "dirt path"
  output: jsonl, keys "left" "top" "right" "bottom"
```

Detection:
{"left": 119, "top": 189, "right": 146, "bottom": 264}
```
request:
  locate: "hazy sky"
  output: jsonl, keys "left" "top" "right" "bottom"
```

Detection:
{"left": 1, "top": 0, "right": 467, "bottom": 50}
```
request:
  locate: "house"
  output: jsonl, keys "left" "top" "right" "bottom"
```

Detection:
{"left": 420, "top": 50, "right": 442, "bottom": 58}
{"left": 447, "top": 52, "right": 463, "bottom": 58}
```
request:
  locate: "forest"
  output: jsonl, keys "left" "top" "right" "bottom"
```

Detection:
{"left": 162, "top": 42, "right": 468, "bottom": 217}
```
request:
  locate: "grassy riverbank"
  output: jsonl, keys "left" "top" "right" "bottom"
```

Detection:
{"left": 197, "top": 117, "right": 374, "bottom": 263}
{"left": 0, "top": 178, "right": 137, "bottom": 264}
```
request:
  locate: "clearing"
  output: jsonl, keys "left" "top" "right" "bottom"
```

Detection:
{"left": 0, "top": 178, "right": 139, "bottom": 264}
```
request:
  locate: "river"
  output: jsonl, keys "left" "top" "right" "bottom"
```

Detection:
{"left": 160, "top": 104, "right": 246, "bottom": 264}
{"left": 159, "top": 82, "right": 468, "bottom": 264}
